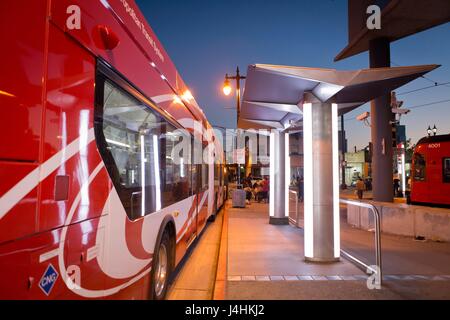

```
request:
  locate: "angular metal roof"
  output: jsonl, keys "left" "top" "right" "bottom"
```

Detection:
{"left": 238, "top": 63, "right": 439, "bottom": 130}
{"left": 335, "top": 0, "right": 450, "bottom": 61}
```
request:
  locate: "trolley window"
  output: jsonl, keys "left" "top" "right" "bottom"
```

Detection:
{"left": 413, "top": 153, "right": 426, "bottom": 182}
{"left": 444, "top": 158, "right": 450, "bottom": 183}
{"left": 95, "top": 69, "right": 191, "bottom": 220}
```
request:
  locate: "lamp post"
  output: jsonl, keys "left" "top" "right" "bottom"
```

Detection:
{"left": 433, "top": 125, "right": 438, "bottom": 136}
{"left": 223, "top": 66, "right": 247, "bottom": 125}
{"left": 223, "top": 67, "right": 247, "bottom": 188}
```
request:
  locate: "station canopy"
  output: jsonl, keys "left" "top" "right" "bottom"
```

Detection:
{"left": 335, "top": 0, "right": 450, "bottom": 61}
{"left": 238, "top": 64, "right": 439, "bottom": 131}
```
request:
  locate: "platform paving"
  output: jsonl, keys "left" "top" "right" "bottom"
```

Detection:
{"left": 167, "top": 199, "right": 450, "bottom": 300}
{"left": 228, "top": 203, "right": 363, "bottom": 277}
{"left": 226, "top": 201, "right": 450, "bottom": 300}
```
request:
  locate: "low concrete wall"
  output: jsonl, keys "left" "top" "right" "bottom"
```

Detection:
{"left": 346, "top": 201, "right": 450, "bottom": 242}
{"left": 380, "top": 203, "right": 415, "bottom": 237}
{"left": 415, "top": 207, "right": 450, "bottom": 242}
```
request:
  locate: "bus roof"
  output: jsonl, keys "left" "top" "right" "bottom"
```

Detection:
{"left": 51, "top": 0, "right": 209, "bottom": 125}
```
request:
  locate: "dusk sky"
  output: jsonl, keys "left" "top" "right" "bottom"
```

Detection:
{"left": 136, "top": 0, "right": 450, "bottom": 150}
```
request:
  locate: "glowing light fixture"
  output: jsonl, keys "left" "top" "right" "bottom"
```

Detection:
{"left": 303, "top": 103, "right": 314, "bottom": 258}
{"left": 106, "top": 138, "right": 131, "bottom": 149}
{"left": 269, "top": 131, "right": 275, "bottom": 217}
{"left": 223, "top": 79, "right": 232, "bottom": 96}
{"left": 182, "top": 90, "right": 194, "bottom": 101}
{"left": 0, "top": 90, "right": 15, "bottom": 98}
{"left": 285, "top": 132, "right": 290, "bottom": 218}
{"left": 180, "top": 157, "right": 185, "bottom": 178}
{"left": 332, "top": 103, "right": 341, "bottom": 258}
{"left": 140, "top": 135, "right": 146, "bottom": 216}
{"left": 173, "top": 95, "right": 183, "bottom": 105}
{"left": 153, "top": 135, "right": 162, "bottom": 211}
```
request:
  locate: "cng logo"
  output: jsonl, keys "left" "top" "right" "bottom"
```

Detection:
{"left": 39, "top": 264, "right": 59, "bottom": 296}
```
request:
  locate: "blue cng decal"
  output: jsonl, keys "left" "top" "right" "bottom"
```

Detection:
{"left": 39, "top": 264, "right": 59, "bottom": 296}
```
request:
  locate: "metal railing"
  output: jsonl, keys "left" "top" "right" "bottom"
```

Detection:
{"left": 340, "top": 199, "right": 382, "bottom": 285}
{"left": 289, "top": 190, "right": 299, "bottom": 227}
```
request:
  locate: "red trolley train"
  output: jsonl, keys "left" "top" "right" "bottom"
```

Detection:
{"left": 410, "top": 134, "right": 450, "bottom": 207}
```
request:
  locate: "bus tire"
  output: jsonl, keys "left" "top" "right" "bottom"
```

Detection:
{"left": 150, "top": 230, "right": 172, "bottom": 300}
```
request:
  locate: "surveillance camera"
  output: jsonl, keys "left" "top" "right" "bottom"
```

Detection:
{"left": 392, "top": 108, "right": 410, "bottom": 115}
{"left": 356, "top": 112, "right": 371, "bottom": 121}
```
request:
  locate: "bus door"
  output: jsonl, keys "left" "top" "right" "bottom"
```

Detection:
{"left": 213, "top": 163, "right": 220, "bottom": 213}
{"left": 196, "top": 162, "right": 209, "bottom": 234}
{"left": 185, "top": 139, "right": 198, "bottom": 247}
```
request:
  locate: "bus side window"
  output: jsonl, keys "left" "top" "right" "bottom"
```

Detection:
{"left": 413, "top": 153, "right": 426, "bottom": 182}
{"left": 95, "top": 75, "right": 192, "bottom": 220}
{"left": 444, "top": 158, "right": 450, "bottom": 183}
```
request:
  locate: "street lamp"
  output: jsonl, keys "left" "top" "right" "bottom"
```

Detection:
{"left": 427, "top": 126, "right": 432, "bottom": 137}
{"left": 433, "top": 125, "right": 438, "bottom": 136}
{"left": 222, "top": 67, "right": 247, "bottom": 188}
{"left": 222, "top": 67, "right": 247, "bottom": 125}
{"left": 223, "top": 78, "right": 232, "bottom": 96}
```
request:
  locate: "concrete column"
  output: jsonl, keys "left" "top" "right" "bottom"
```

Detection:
{"left": 269, "top": 130, "right": 289, "bottom": 225}
{"left": 303, "top": 94, "right": 340, "bottom": 262}
{"left": 370, "top": 38, "right": 394, "bottom": 203}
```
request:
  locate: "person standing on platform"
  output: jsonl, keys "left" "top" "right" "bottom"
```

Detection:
{"left": 261, "top": 177, "right": 269, "bottom": 203}
{"left": 243, "top": 176, "right": 253, "bottom": 204}
{"left": 356, "top": 177, "right": 365, "bottom": 200}
{"left": 298, "top": 176, "right": 304, "bottom": 202}
{"left": 393, "top": 173, "right": 401, "bottom": 198}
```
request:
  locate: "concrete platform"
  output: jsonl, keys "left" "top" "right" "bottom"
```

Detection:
{"left": 341, "top": 217, "right": 450, "bottom": 276}
{"left": 228, "top": 203, "right": 363, "bottom": 277}
{"left": 167, "top": 199, "right": 450, "bottom": 300}
{"left": 225, "top": 201, "right": 450, "bottom": 300}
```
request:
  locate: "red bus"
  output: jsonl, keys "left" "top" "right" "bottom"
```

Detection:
{"left": 0, "top": 0, "right": 226, "bottom": 299}
{"left": 410, "top": 135, "right": 450, "bottom": 207}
